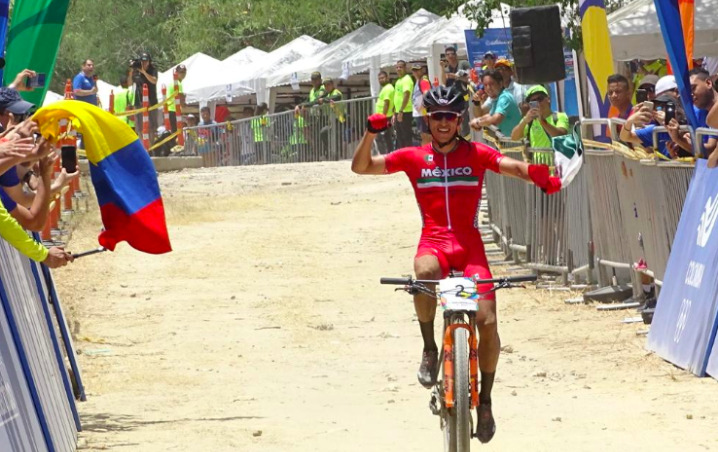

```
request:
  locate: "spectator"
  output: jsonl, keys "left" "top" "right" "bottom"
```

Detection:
{"left": 318, "top": 78, "right": 345, "bottom": 159}
{"left": 1, "top": 145, "right": 54, "bottom": 231}
{"left": 375, "top": 70, "right": 395, "bottom": 154}
{"left": 634, "top": 74, "right": 659, "bottom": 103}
{"left": 620, "top": 93, "right": 690, "bottom": 159}
{"left": 482, "top": 51, "right": 497, "bottom": 72}
{"left": 7, "top": 69, "right": 40, "bottom": 93}
{"left": 688, "top": 68, "right": 718, "bottom": 158}
{"left": 607, "top": 74, "right": 633, "bottom": 120}
{"left": 289, "top": 110, "right": 308, "bottom": 162}
{"left": 495, "top": 59, "right": 527, "bottom": 111}
{"left": 132, "top": 52, "right": 158, "bottom": 145}
{"left": 197, "top": 106, "right": 217, "bottom": 166}
{"left": 167, "top": 64, "right": 187, "bottom": 147}
{"left": 411, "top": 63, "right": 432, "bottom": 145}
{"left": 185, "top": 114, "right": 198, "bottom": 127}
{"left": 510, "top": 85, "right": 569, "bottom": 150}
{"left": 441, "top": 45, "right": 471, "bottom": 88}
{"left": 470, "top": 69, "right": 521, "bottom": 138}
{"left": 251, "top": 103, "right": 271, "bottom": 164}
{"left": 113, "top": 74, "right": 135, "bottom": 129}
{"left": 294, "top": 71, "right": 325, "bottom": 114}
{"left": 72, "top": 59, "right": 98, "bottom": 106}
{"left": 393, "top": 60, "right": 414, "bottom": 148}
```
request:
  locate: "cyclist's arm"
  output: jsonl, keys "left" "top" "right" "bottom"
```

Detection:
{"left": 351, "top": 131, "right": 386, "bottom": 175}
{"left": 497, "top": 155, "right": 532, "bottom": 182}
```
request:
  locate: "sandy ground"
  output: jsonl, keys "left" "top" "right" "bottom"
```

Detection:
{"left": 54, "top": 162, "right": 718, "bottom": 451}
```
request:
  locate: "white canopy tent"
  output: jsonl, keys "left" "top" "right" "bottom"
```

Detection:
{"left": 42, "top": 90, "right": 63, "bottom": 107}
{"left": 266, "top": 23, "right": 385, "bottom": 88}
{"left": 609, "top": 0, "right": 718, "bottom": 60}
{"left": 96, "top": 79, "right": 116, "bottom": 110}
{"left": 190, "top": 35, "right": 326, "bottom": 105}
{"left": 346, "top": 9, "right": 439, "bottom": 95}
{"left": 223, "top": 46, "right": 268, "bottom": 68}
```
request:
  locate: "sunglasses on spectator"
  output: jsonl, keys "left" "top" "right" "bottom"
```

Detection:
{"left": 427, "top": 111, "right": 461, "bottom": 121}
{"left": 639, "top": 85, "right": 655, "bottom": 92}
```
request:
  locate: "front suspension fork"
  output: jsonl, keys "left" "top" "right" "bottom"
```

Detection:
{"left": 442, "top": 316, "right": 478, "bottom": 409}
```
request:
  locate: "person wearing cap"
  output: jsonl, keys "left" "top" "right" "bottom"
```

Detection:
{"left": 375, "top": 70, "right": 395, "bottom": 154}
{"left": 441, "top": 45, "right": 471, "bottom": 88}
{"left": 393, "top": 60, "right": 415, "bottom": 148}
{"left": 317, "top": 78, "right": 345, "bottom": 159}
{"left": 510, "top": 85, "right": 568, "bottom": 149}
{"left": 482, "top": 51, "right": 497, "bottom": 72}
{"left": 251, "top": 103, "right": 271, "bottom": 164}
{"left": 131, "top": 51, "right": 158, "bottom": 145}
{"left": 72, "top": 59, "right": 98, "bottom": 106}
{"left": 166, "top": 64, "right": 187, "bottom": 147}
{"left": 632, "top": 74, "right": 658, "bottom": 104}
{"left": 470, "top": 69, "right": 521, "bottom": 138}
{"left": 411, "top": 63, "right": 432, "bottom": 145}
{"left": 494, "top": 59, "right": 527, "bottom": 110}
{"left": 621, "top": 92, "right": 687, "bottom": 159}
{"left": 294, "top": 71, "right": 326, "bottom": 114}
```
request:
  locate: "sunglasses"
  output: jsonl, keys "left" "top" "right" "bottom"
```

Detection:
{"left": 427, "top": 111, "right": 461, "bottom": 121}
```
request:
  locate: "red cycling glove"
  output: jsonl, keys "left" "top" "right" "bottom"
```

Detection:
{"left": 366, "top": 113, "right": 389, "bottom": 134}
{"left": 528, "top": 164, "right": 562, "bottom": 194}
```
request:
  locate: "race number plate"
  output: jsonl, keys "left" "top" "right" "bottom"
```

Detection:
{"left": 439, "top": 277, "right": 479, "bottom": 311}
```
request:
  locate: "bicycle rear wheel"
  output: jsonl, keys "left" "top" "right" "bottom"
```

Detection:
{"left": 443, "top": 327, "right": 472, "bottom": 452}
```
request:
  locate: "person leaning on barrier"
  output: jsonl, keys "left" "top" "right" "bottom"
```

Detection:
{"left": 0, "top": 123, "right": 73, "bottom": 268}
{"left": 317, "top": 78, "right": 345, "bottom": 160}
{"left": 607, "top": 74, "right": 633, "bottom": 121}
{"left": 470, "top": 69, "right": 521, "bottom": 137}
{"left": 375, "top": 70, "right": 395, "bottom": 154}
{"left": 510, "top": 85, "right": 568, "bottom": 152}
{"left": 620, "top": 94, "right": 691, "bottom": 159}
{"left": 688, "top": 68, "right": 718, "bottom": 158}
{"left": 294, "top": 71, "right": 326, "bottom": 114}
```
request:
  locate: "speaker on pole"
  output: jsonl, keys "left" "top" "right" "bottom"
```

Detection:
{"left": 510, "top": 5, "right": 566, "bottom": 84}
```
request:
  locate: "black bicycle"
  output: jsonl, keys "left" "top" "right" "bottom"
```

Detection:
{"left": 380, "top": 274, "right": 537, "bottom": 452}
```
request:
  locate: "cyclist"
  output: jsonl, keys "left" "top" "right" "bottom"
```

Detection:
{"left": 351, "top": 85, "right": 561, "bottom": 443}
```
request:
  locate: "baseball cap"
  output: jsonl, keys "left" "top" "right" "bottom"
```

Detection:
{"left": 638, "top": 74, "right": 659, "bottom": 88}
{"left": 323, "top": 77, "right": 334, "bottom": 84}
{"left": 495, "top": 58, "right": 513, "bottom": 69}
{"left": 653, "top": 94, "right": 676, "bottom": 104}
{"left": 175, "top": 64, "right": 187, "bottom": 72}
{"left": 655, "top": 75, "right": 677, "bottom": 95}
{"left": 140, "top": 52, "right": 151, "bottom": 61}
{"left": 411, "top": 62, "right": 423, "bottom": 70}
{"left": 310, "top": 71, "right": 322, "bottom": 80}
{"left": 525, "top": 85, "right": 549, "bottom": 101}
{"left": 0, "top": 88, "right": 35, "bottom": 115}
{"left": 483, "top": 51, "right": 496, "bottom": 59}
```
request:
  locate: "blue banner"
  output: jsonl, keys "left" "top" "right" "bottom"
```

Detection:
{"left": 647, "top": 160, "right": 718, "bottom": 376}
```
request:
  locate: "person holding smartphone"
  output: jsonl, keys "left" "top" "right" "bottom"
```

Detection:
{"left": 510, "top": 85, "right": 568, "bottom": 148}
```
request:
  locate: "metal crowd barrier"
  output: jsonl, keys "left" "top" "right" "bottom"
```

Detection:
{"left": 481, "top": 117, "right": 708, "bottom": 295}
{"left": 183, "top": 97, "right": 376, "bottom": 166}
{"left": 0, "top": 237, "right": 82, "bottom": 451}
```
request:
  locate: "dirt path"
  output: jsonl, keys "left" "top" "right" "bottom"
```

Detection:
{"left": 55, "top": 162, "right": 718, "bottom": 451}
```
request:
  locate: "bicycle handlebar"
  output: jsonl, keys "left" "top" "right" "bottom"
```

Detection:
{"left": 380, "top": 275, "right": 537, "bottom": 285}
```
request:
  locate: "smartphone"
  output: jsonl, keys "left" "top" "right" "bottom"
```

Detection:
{"left": 61, "top": 146, "right": 77, "bottom": 173}
{"left": 636, "top": 88, "right": 648, "bottom": 104}
{"left": 440, "top": 53, "right": 447, "bottom": 64}
{"left": 643, "top": 101, "right": 654, "bottom": 112}
{"left": 529, "top": 101, "right": 539, "bottom": 109}
{"left": 25, "top": 73, "right": 46, "bottom": 89}
{"left": 664, "top": 101, "right": 676, "bottom": 124}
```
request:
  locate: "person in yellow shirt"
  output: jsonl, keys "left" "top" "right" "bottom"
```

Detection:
{"left": 167, "top": 64, "right": 186, "bottom": 148}
{"left": 375, "top": 70, "right": 395, "bottom": 154}
{"left": 393, "top": 60, "right": 414, "bottom": 148}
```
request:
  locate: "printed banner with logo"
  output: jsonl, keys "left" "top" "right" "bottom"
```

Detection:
{"left": 647, "top": 160, "right": 718, "bottom": 377}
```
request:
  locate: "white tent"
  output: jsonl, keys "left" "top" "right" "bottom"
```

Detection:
{"left": 190, "top": 35, "right": 326, "bottom": 104}
{"left": 609, "top": 0, "right": 718, "bottom": 60}
{"left": 96, "top": 79, "right": 115, "bottom": 110}
{"left": 266, "top": 23, "right": 385, "bottom": 88}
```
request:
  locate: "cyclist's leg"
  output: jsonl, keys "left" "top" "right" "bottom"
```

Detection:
{"left": 464, "top": 246, "right": 498, "bottom": 443}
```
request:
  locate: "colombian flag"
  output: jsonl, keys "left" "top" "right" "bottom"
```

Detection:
{"left": 33, "top": 100, "right": 172, "bottom": 254}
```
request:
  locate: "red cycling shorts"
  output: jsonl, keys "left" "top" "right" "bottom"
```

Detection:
{"left": 416, "top": 231, "right": 495, "bottom": 301}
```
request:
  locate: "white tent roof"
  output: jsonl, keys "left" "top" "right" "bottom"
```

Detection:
{"left": 609, "top": 0, "right": 718, "bottom": 60}
{"left": 190, "top": 35, "right": 326, "bottom": 102}
{"left": 267, "top": 23, "right": 386, "bottom": 87}
{"left": 347, "top": 9, "right": 440, "bottom": 75}
{"left": 96, "top": 79, "right": 115, "bottom": 110}
{"left": 223, "top": 46, "right": 268, "bottom": 67}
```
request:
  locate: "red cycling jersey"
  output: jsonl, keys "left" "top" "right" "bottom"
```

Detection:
{"left": 384, "top": 140, "right": 504, "bottom": 296}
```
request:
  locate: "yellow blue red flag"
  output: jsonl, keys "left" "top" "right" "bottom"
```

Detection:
{"left": 33, "top": 100, "right": 172, "bottom": 254}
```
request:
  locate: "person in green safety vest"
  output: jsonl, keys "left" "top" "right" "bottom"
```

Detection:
{"left": 375, "top": 70, "right": 395, "bottom": 154}
{"left": 166, "top": 64, "right": 187, "bottom": 147}
{"left": 294, "top": 71, "right": 326, "bottom": 114}
{"left": 114, "top": 74, "right": 136, "bottom": 129}
{"left": 510, "top": 85, "right": 569, "bottom": 164}
{"left": 318, "top": 78, "right": 344, "bottom": 160}
{"left": 250, "top": 103, "right": 271, "bottom": 164}
{"left": 290, "top": 111, "right": 308, "bottom": 162}
{"left": 393, "top": 60, "right": 415, "bottom": 148}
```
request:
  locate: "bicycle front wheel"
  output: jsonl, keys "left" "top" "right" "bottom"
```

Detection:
{"left": 444, "top": 327, "right": 472, "bottom": 452}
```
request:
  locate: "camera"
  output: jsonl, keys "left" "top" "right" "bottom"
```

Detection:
{"left": 129, "top": 58, "right": 142, "bottom": 69}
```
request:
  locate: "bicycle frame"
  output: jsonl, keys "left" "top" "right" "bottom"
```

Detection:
{"left": 442, "top": 318, "right": 479, "bottom": 410}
